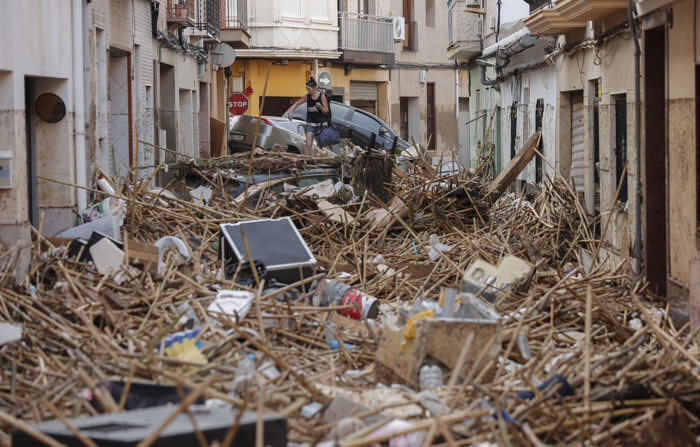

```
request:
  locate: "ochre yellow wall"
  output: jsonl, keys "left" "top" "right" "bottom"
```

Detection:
{"left": 230, "top": 60, "right": 349, "bottom": 116}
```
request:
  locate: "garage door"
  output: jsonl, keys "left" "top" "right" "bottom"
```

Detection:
{"left": 570, "top": 91, "right": 584, "bottom": 191}
{"left": 350, "top": 82, "right": 378, "bottom": 101}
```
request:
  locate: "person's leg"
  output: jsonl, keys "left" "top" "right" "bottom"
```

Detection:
{"left": 305, "top": 131, "right": 315, "bottom": 156}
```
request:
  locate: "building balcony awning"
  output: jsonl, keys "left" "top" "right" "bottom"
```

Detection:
{"left": 557, "top": 0, "right": 628, "bottom": 21}
{"left": 523, "top": 7, "right": 587, "bottom": 35}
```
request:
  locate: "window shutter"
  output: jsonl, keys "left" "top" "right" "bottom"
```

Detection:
{"left": 310, "top": 0, "right": 330, "bottom": 20}
{"left": 280, "top": 0, "right": 303, "bottom": 17}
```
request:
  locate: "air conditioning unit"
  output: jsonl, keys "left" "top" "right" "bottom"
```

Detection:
{"left": 392, "top": 16, "right": 406, "bottom": 41}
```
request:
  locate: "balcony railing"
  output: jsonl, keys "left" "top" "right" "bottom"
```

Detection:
{"left": 338, "top": 12, "right": 394, "bottom": 54}
{"left": 166, "top": 0, "right": 195, "bottom": 26}
{"left": 193, "top": 0, "right": 220, "bottom": 39}
{"left": 223, "top": 0, "right": 247, "bottom": 31}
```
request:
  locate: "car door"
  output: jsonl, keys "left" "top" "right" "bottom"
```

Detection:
{"left": 348, "top": 110, "right": 395, "bottom": 150}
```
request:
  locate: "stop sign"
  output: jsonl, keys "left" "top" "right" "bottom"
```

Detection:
{"left": 228, "top": 93, "right": 249, "bottom": 115}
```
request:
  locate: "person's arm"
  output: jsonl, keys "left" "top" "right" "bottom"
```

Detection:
{"left": 288, "top": 95, "right": 307, "bottom": 120}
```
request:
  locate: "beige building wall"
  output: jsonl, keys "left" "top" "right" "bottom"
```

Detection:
{"left": 666, "top": 0, "right": 697, "bottom": 295}
{"left": 555, "top": 15, "right": 638, "bottom": 267}
{"left": 391, "top": 0, "right": 458, "bottom": 154}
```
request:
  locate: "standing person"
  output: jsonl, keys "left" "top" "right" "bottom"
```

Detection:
{"left": 288, "top": 76, "right": 329, "bottom": 155}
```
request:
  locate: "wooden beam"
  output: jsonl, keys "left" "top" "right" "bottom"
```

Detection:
{"left": 484, "top": 130, "right": 541, "bottom": 202}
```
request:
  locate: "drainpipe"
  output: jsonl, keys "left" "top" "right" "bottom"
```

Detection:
{"left": 496, "top": 0, "right": 502, "bottom": 42}
{"left": 73, "top": 0, "right": 87, "bottom": 211}
{"left": 479, "top": 27, "right": 537, "bottom": 86}
{"left": 629, "top": 0, "right": 641, "bottom": 275}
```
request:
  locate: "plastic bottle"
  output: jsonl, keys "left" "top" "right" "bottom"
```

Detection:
{"left": 231, "top": 353, "right": 256, "bottom": 395}
{"left": 418, "top": 364, "right": 443, "bottom": 390}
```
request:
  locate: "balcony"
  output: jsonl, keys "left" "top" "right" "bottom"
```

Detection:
{"left": 166, "top": 0, "right": 195, "bottom": 27}
{"left": 338, "top": 12, "right": 395, "bottom": 65}
{"left": 191, "top": 0, "right": 221, "bottom": 42}
{"left": 447, "top": 1, "right": 482, "bottom": 60}
{"left": 221, "top": 0, "right": 250, "bottom": 49}
{"left": 557, "top": 0, "right": 628, "bottom": 21}
{"left": 523, "top": 5, "right": 586, "bottom": 35}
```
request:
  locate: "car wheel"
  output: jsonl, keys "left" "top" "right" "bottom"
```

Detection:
{"left": 286, "top": 145, "right": 300, "bottom": 154}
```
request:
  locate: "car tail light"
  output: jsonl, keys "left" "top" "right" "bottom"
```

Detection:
{"left": 254, "top": 116, "right": 273, "bottom": 125}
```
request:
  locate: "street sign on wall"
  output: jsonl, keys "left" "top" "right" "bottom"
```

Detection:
{"left": 318, "top": 71, "right": 332, "bottom": 89}
{"left": 228, "top": 93, "right": 249, "bottom": 115}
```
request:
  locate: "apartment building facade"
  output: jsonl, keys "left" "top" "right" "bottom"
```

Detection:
{"left": 451, "top": 0, "right": 700, "bottom": 300}
{"left": 221, "top": 0, "right": 459, "bottom": 154}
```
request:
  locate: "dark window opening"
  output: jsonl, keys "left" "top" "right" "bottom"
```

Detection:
{"left": 510, "top": 101, "right": 518, "bottom": 160}
{"left": 400, "top": 97, "right": 409, "bottom": 141}
{"left": 427, "top": 83, "right": 436, "bottom": 150}
{"left": 535, "top": 98, "right": 544, "bottom": 184}
{"left": 614, "top": 96, "right": 628, "bottom": 203}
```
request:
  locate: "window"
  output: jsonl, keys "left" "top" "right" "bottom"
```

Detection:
{"left": 358, "top": 0, "right": 371, "bottom": 14}
{"left": 403, "top": 0, "right": 414, "bottom": 51}
{"left": 350, "top": 110, "right": 383, "bottom": 134}
{"left": 535, "top": 98, "right": 544, "bottom": 183}
{"left": 311, "top": 0, "right": 330, "bottom": 20}
{"left": 330, "top": 101, "right": 351, "bottom": 118}
{"left": 426, "top": 0, "right": 435, "bottom": 27}
{"left": 614, "top": 95, "right": 628, "bottom": 202}
{"left": 427, "top": 82, "right": 436, "bottom": 150}
{"left": 448, "top": 3, "right": 453, "bottom": 42}
{"left": 280, "top": 0, "right": 302, "bottom": 18}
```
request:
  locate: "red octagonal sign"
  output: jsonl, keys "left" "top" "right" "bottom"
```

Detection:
{"left": 228, "top": 93, "right": 249, "bottom": 115}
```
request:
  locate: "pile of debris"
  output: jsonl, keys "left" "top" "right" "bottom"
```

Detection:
{"left": 0, "top": 143, "right": 698, "bottom": 447}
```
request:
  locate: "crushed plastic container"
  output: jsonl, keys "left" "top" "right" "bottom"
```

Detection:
{"left": 231, "top": 353, "right": 256, "bottom": 395}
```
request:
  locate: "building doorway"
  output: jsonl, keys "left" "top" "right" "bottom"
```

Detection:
{"left": 459, "top": 98, "right": 470, "bottom": 168}
{"left": 109, "top": 49, "right": 133, "bottom": 178}
{"left": 426, "top": 82, "right": 436, "bottom": 150}
{"left": 644, "top": 26, "right": 667, "bottom": 295}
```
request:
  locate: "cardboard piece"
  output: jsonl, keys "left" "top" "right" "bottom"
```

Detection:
{"left": 375, "top": 294, "right": 501, "bottom": 388}
{"left": 461, "top": 255, "right": 535, "bottom": 302}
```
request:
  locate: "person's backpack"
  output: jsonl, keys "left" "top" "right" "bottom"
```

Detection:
{"left": 320, "top": 88, "right": 333, "bottom": 124}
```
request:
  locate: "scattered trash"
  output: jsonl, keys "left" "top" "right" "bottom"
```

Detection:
{"left": 0, "top": 322, "right": 21, "bottom": 346}
{"left": 161, "top": 328, "right": 206, "bottom": 365}
{"left": 190, "top": 185, "right": 213, "bottom": 206}
{"left": 427, "top": 234, "right": 452, "bottom": 260}
{"left": 207, "top": 289, "right": 255, "bottom": 325}
{"left": 301, "top": 402, "right": 324, "bottom": 419}
{"left": 220, "top": 217, "right": 317, "bottom": 284}
{"left": 154, "top": 236, "right": 192, "bottom": 273}
{"left": 418, "top": 364, "right": 443, "bottom": 390}
{"left": 313, "top": 278, "right": 380, "bottom": 320}
{"left": 231, "top": 353, "right": 257, "bottom": 395}
{"left": 376, "top": 293, "right": 501, "bottom": 388}
{"left": 461, "top": 255, "right": 534, "bottom": 302}
{"left": 88, "top": 237, "right": 124, "bottom": 275}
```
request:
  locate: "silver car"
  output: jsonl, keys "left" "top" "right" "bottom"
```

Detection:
{"left": 228, "top": 115, "right": 310, "bottom": 154}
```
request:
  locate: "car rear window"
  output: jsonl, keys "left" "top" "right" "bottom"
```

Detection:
{"left": 330, "top": 102, "right": 351, "bottom": 118}
{"left": 350, "top": 111, "right": 382, "bottom": 134}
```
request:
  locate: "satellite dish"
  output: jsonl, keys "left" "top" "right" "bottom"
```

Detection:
{"left": 211, "top": 43, "right": 236, "bottom": 69}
